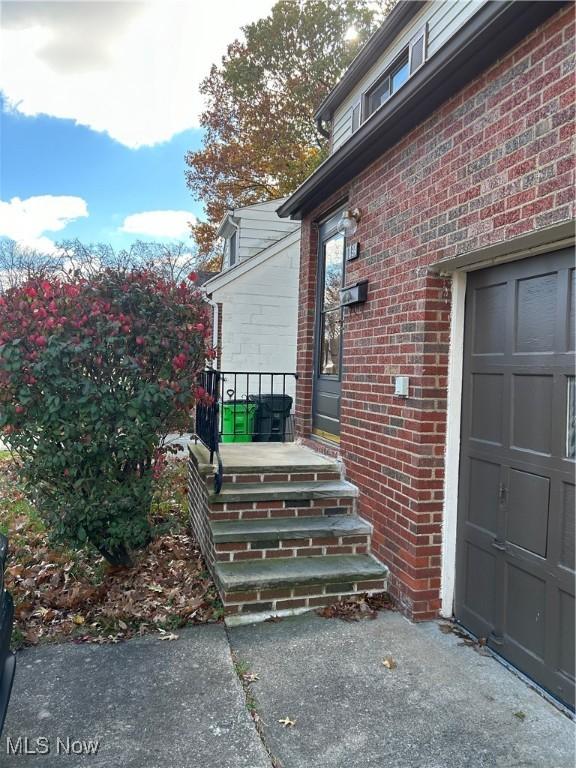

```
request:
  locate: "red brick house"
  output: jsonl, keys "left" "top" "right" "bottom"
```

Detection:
{"left": 276, "top": 0, "right": 575, "bottom": 707}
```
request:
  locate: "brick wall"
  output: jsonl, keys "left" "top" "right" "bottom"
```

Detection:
{"left": 296, "top": 7, "right": 575, "bottom": 619}
{"left": 188, "top": 451, "right": 216, "bottom": 574}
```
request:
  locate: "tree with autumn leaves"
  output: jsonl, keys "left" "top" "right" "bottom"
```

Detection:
{"left": 186, "top": 0, "right": 397, "bottom": 265}
{"left": 0, "top": 270, "right": 213, "bottom": 566}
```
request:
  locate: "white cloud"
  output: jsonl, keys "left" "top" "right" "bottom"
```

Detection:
{"left": 0, "top": 195, "right": 89, "bottom": 252}
{"left": 0, "top": 0, "right": 276, "bottom": 148}
{"left": 120, "top": 210, "right": 196, "bottom": 238}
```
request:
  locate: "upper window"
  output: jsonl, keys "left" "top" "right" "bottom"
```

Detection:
{"left": 364, "top": 53, "right": 409, "bottom": 119}
{"left": 353, "top": 24, "right": 427, "bottom": 132}
{"left": 228, "top": 230, "right": 237, "bottom": 267}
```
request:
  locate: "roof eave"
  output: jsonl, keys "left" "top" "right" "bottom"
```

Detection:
{"left": 279, "top": 0, "right": 567, "bottom": 221}
{"left": 315, "top": 0, "right": 425, "bottom": 123}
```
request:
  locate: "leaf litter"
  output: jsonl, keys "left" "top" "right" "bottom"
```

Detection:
{"left": 316, "top": 591, "right": 395, "bottom": 622}
{"left": 1, "top": 456, "right": 222, "bottom": 648}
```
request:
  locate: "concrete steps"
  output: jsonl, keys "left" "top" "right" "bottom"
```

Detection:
{"left": 211, "top": 515, "right": 372, "bottom": 542}
{"left": 215, "top": 555, "right": 389, "bottom": 618}
{"left": 208, "top": 479, "right": 358, "bottom": 504}
{"left": 188, "top": 443, "right": 389, "bottom": 620}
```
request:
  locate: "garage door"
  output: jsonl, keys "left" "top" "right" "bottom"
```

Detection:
{"left": 456, "top": 248, "right": 575, "bottom": 709}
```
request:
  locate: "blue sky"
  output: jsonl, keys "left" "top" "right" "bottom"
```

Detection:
{"left": 1, "top": 100, "right": 204, "bottom": 250}
{"left": 0, "top": 0, "right": 274, "bottom": 254}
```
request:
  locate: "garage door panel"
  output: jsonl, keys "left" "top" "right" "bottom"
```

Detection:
{"left": 457, "top": 247, "right": 575, "bottom": 710}
{"left": 504, "top": 563, "right": 547, "bottom": 662}
{"left": 467, "top": 457, "right": 500, "bottom": 535}
{"left": 511, "top": 374, "right": 553, "bottom": 455}
{"left": 506, "top": 469, "right": 550, "bottom": 557}
{"left": 470, "top": 373, "right": 504, "bottom": 445}
{"left": 472, "top": 282, "right": 507, "bottom": 355}
{"left": 462, "top": 543, "right": 497, "bottom": 631}
{"left": 515, "top": 272, "right": 558, "bottom": 353}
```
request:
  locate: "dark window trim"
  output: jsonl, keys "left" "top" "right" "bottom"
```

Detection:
{"left": 409, "top": 23, "right": 427, "bottom": 74}
{"left": 362, "top": 48, "right": 410, "bottom": 122}
{"left": 315, "top": 0, "right": 425, "bottom": 123}
{"left": 279, "top": 1, "right": 567, "bottom": 220}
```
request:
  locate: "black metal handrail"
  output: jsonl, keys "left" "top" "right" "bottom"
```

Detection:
{"left": 195, "top": 369, "right": 224, "bottom": 492}
{"left": 194, "top": 369, "right": 298, "bottom": 493}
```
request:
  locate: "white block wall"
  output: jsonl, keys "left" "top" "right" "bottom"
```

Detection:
{"left": 210, "top": 236, "right": 300, "bottom": 400}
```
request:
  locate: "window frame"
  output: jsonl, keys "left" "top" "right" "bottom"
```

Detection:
{"left": 358, "top": 23, "right": 427, "bottom": 128}
{"left": 363, "top": 49, "right": 410, "bottom": 121}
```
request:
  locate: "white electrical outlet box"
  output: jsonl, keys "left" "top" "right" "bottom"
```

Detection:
{"left": 394, "top": 376, "right": 409, "bottom": 397}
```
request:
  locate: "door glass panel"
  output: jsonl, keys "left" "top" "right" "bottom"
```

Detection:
{"left": 320, "top": 310, "right": 341, "bottom": 376}
{"left": 567, "top": 376, "right": 575, "bottom": 459}
{"left": 323, "top": 234, "right": 344, "bottom": 310}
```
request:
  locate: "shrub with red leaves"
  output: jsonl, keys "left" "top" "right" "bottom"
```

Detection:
{"left": 0, "top": 269, "right": 213, "bottom": 566}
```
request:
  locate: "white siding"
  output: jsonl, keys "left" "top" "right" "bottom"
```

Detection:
{"left": 331, "top": 0, "right": 485, "bottom": 152}
{"left": 210, "top": 235, "right": 300, "bottom": 400}
{"left": 221, "top": 199, "right": 299, "bottom": 269}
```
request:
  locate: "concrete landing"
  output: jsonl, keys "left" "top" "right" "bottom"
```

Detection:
{"left": 190, "top": 442, "right": 340, "bottom": 473}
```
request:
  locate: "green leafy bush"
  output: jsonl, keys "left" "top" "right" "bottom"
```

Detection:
{"left": 0, "top": 269, "right": 212, "bottom": 566}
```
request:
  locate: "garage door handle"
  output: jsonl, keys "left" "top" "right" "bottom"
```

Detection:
{"left": 491, "top": 539, "right": 506, "bottom": 551}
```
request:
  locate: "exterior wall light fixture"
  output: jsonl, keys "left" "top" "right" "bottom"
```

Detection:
{"left": 337, "top": 208, "right": 361, "bottom": 238}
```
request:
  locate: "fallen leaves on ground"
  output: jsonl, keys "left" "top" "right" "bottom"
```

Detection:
{"left": 316, "top": 591, "right": 395, "bottom": 622}
{"left": 278, "top": 717, "right": 296, "bottom": 728}
{"left": 382, "top": 655, "right": 397, "bottom": 670}
{"left": 438, "top": 622, "right": 489, "bottom": 655}
{"left": 1, "top": 457, "right": 222, "bottom": 649}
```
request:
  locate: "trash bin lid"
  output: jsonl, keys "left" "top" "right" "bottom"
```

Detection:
{"left": 248, "top": 394, "right": 293, "bottom": 414}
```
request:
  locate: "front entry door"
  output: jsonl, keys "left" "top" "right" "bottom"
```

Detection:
{"left": 456, "top": 248, "right": 575, "bottom": 709}
{"left": 312, "top": 212, "right": 345, "bottom": 441}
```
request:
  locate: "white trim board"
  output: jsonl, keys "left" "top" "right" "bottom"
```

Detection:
{"left": 439, "top": 226, "right": 576, "bottom": 618}
{"left": 440, "top": 270, "right": 466, "bottom": 617}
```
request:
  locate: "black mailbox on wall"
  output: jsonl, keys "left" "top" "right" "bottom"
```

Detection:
{"left": 340, "top": 280, "right": 368, "bottom": 307}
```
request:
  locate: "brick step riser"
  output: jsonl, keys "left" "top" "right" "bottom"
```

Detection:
{"left": 220, "top": 577, "right": 388, "bottom": 616}
{"left": 214, "top": 470, "right": 342, "bottom": 487}
{"left": 208, "top": 498, "right": 355, "bottom": 522}
{"left": 215, "top": 535, "right": 371, "bottom": 562}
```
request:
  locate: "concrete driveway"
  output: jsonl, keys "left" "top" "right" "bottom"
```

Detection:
{"left": 3, "top": 613, "right": 574, "bottom": 767}
{"left": 228, "top": 612, "right": 575, "bottom": 768}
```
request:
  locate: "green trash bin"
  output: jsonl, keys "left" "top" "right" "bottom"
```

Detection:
{"left": 221, "top": 400, "right": 257, "bottom": 443}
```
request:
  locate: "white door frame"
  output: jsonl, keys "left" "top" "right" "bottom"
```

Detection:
{"left": 440, "top": 270, "right": 466, "bottom": 617}
{"left": 437, "top": 223, "right": 575, "bottom": 618}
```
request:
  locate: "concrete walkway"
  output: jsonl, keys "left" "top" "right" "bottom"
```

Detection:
{"left": 2, "top": 625, "right": 269, "bottom": 768}
{"left": 3, "top": 614, "right": 574, "bottom": 767}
